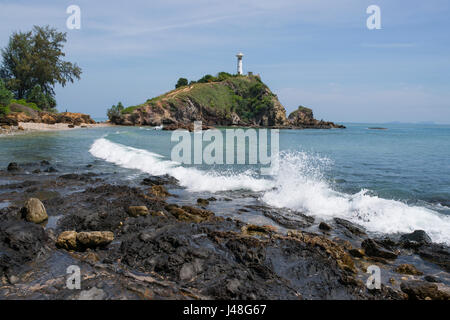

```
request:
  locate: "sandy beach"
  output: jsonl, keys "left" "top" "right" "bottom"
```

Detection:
{"left": 0, "top": 122, "right": 113, "bottom": 136}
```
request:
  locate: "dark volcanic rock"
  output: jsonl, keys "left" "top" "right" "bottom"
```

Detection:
{"left": 361, "top": 239, "right": 397, "bottom": 260}
{"left": 141, "top": 174, "right": 179, "bottom": 186}
{"left": 417, "top": 243, "right": 450, "bottom": 272}
{"left": 334, "top": 218, "right": 367, "bottom": 237}
{"left": 400, "top": 281, "right": 449, "bottom": 300}
{"left": 0, "top": 221, "right": 48, "bottom": 277}
{"left": 7, "top": 162, "right": 20, "bottom": 171}
{"left": 117, "top": 218, "right": 391, "bottom": 299}
{"left": 57, "top": 185, "right": 166, "bottom": 232}
{"left": 319, "top": 222, "right": 332, "bottom": 231}
{"left": 400, "top": 230, "right": 432, "bottom": 246}
{"left": 259, "top": 208, "right": 314, "bottom": 229}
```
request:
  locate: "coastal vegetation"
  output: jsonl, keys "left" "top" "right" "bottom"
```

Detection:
{"left": 0, "top": 25, "right": 82, "bottom": 113}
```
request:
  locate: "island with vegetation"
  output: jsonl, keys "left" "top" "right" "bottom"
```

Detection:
{"left": 106, "top": 73, "right": 345, "bottom": 130}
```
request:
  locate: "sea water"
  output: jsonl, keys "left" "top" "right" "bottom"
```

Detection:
{"left": 1, "top": 123, "right": 449, "bottom": 244}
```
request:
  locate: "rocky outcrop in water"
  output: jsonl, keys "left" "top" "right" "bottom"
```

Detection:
{"left": 288, "top": 106, "right": 345, "bottom": 129}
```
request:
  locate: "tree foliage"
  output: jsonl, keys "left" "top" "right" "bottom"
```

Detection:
{"left": 175, "top": 77, "right": 188, "bottom": 88}
{"left": 107, "top": 102, "right": 124, "bottom": 122}
{"left": 0, "top": 79, "right": 13, "bottom": 107}
{"left": 0, "top": 25, "right": 82, "bottom": 109}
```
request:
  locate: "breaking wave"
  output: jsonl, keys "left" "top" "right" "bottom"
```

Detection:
{"left": 89, "top": 137, "right": 450, "bottom": 244}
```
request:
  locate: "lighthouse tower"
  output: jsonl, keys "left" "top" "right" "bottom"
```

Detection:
{"left": 236, "top": 52, "right": 244, "bottom": 75}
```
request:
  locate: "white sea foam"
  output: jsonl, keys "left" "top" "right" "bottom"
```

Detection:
{"left": 261, "top": 152, "right": 450, "bottom": 245}
{"left": 89, "top": 137, "right": 450, "bottom": 244}
{"left": 89, "top": 138, "right": 271, "bottom": 192}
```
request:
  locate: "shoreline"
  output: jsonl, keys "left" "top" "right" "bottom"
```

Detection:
{"left": 0, "top": 122, "right": 113, "bottom": 136}
{"left": 0, "top": 160, "right": 449, "bottom": 299}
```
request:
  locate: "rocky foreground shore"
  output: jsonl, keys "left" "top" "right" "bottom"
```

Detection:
{"left": 0, "top": 161, "right": 449, "bottom": 300}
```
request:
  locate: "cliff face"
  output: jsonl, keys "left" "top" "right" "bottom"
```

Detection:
{"left": 112, "top": 75, "right": 344, "bottom": 129}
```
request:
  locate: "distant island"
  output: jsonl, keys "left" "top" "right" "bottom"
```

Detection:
{"left": 106, "top": 73, "right": 345, "bottom": 130}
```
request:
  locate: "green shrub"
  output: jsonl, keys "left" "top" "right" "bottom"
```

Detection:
{"left": 197, "top": 74, "right": 217, "bottom": 83}
{"left": 107, "top": 102, "right": 124, "bottom": 121}
{"left": 10, "top": 99, "right": 40, "bottom": 111}
{"left": 175, "top": 77, "right": 188, "bottom": 89}
{"left": 0, "top": 79, "right": 13, "bottom": 107}
{"left": 122, "top": 105, "right": 140, "bottom": 114}
{"left": 0, "top": 105, "right": 11, "bottom": 116}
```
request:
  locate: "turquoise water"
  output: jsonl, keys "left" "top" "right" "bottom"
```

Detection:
{"left": 1, "top": 123, "right": 450, "bottom": 243}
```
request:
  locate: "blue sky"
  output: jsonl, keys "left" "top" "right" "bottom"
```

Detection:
{"left": 1, "top": 0, "right": 449, "bottom": 123}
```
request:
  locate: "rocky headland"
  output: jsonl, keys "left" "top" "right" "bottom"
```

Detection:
{"left": 0, "top": 161, "right": 448, "bottom": 300}
{"left": 108, "top": 74, "right": 345, "bottom": 130}
{"left": 0, "top": 103, "right": 105, "bottom": 135}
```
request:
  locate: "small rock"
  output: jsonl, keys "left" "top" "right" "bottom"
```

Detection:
{"left": 207, "top": 197, "right": 217, "bottom": 202}
{"left": 242, "top": 224, "right": 277, "bottom": 236}
{"left": 56, "top": 230, "right": 78, "bottom": 250}
{"left": 44, "top": 166, "right": 58, "bottom": 173}
{"left": 361, "top": 239, "right": 397, "bottom": 260}
{"left": 401, "top": 281, "right": 450, "bottom": 300}
{"left": 349, "top": 248, "right": 365, "bottom": 258}
{"left": 334, "top": 218, "right": 366, "bottom": 236}
{"left": 8, "top": 275, "right": 19, "bottom": 285}
{"left": 68, "top": 124, "right": 75, "bottom": 128}
{"left": 40, "top": 160, "right": 50, "bottom": 166}
{"left": 149, "top": 185, "right": 170, "bottom": 198}
{"left": 18, "top": 125, "right": 24, "bottom": 131}
{"left": 7, "top": 162, "right": 20, "bottom": 171}
{"left": 23, "top": 198, "right": 48, "bottom": 224}
{"left": 424, "top": 275, "right": 440, "bottom": 283}
{"left": 394, "top": 264, "right": 423, "bottom": 276}
{"left": 127, "top": 206, "right": 149, "bottom": 217}
{"left": 197, "top": 198, "right": 209, "bottom": 206}
{"left": 226, "top": 279, "right": 241, "bottom": 295}
{"left": 319, "top": 222, "right": 332, "bottom": 231}
{"left": 179, "top": 259, "right": 203, "bottom": 281}
{"left": 78, "top": 287, "right": 106, "bottom": 300}
{"left": 400, "top": 230, "right": 432, "bottom": 246}
{"left": 76, "top": 231, "right": 114, "bottom": 249}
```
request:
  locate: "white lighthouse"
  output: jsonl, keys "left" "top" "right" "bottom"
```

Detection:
{"left": 236, "top": 52, "right": 244, "bottom": 75}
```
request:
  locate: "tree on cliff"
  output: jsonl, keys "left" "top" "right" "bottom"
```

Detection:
{"left": 107, "top": 102, "right": 124, "bottom": 123}
{"left": 0, "top": 25, "right": 82, "bottom": 110}
{"left": 175, "top": 78, "right": 188, "bottom": 88}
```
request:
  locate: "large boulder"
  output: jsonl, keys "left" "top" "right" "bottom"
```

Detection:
{"left": 401, "top": 281, "right": 449, "bottom": 300}
{"left": 400, "top": 230, "right": 432, "bottom": 246}
{"left": 23, "top": 198, "right": 48, "bottom": 224}
{"left": 56, "top": 231, "right": 114, "bottom": 251}
{"left": 76, "top": 231, "right": 114, "bottom": 248}
{"left": 56, "top": 231, "right": 78, "bottom": 250}
{"left": 361, "top": 239, "right": 397, "bottom": 260}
